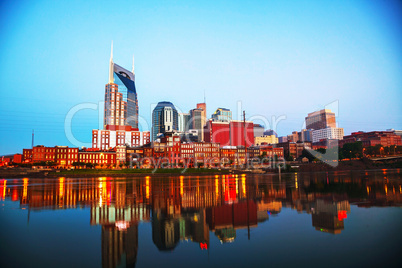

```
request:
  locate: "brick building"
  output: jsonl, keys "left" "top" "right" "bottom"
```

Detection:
{"left": 340, "top": 131, "right": 402, "bottom": 148}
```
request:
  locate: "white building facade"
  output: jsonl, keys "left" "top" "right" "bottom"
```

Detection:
{"left": 312, "top": 127, "right": 344, "bottom": 143}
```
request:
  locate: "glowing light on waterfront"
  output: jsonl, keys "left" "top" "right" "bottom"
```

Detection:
{"left": 23, "top": 178, "right": 28, "bottom": 200}
{"left": 1, "top": 180, "right": 7, "bottom": 200}
{"left": 241, "top": 177, "right": 246, "bottom": 196}
{"left": 180, "top": 177, "right": 183, "bottom": 196}
{"left": 98, "top": 181, "right": 103, "bottom": 207}
{"left": 115, "top": 221, "right": 130, "bottom": 231}
{"left": 59, "top": 178, "right": 64, "bottom": 197}
{"left": 236, "top": 178, "right": 238, "bottom": 195}
{"left": 146, "top": 177, "right": 150, "bottom": 199}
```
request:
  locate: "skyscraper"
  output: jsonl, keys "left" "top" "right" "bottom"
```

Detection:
{"left": 92, "top": 43, "right": 150, "bottom": 158}
{"left": 152, "top": 101, "right": 178, "bottom": 141}
{"left": 196, "top": 103, "right": 207, "bottom": 141}
{"left": 189, "top": 108, "right": 203, "bottom": 142}
{"left": 178, "top": 113, "right": 190, "bottom": 132}
{"left": 305, "top": 109, "right": 336, "bottom": 130}
{"left": 104, "top": 42, "right": 139, "bottom": 129}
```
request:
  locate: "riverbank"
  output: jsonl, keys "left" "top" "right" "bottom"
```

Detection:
{"left": 0, "top": 167, "right": 234, "bottom": 178}
{"left": 297, "top": 158, "right": 402, "bottom": 172}
{"left": 2, "top": 158, "right": 401, "bottom": 178}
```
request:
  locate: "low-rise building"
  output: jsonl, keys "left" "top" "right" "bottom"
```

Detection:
{"left": 78, "top": 148, "right": 116, "bottom": 167}
{"left": 31, "top": 146, "right": 78, "bottom": 167}
{"left": 340, "top": 131, "right": 402, "bottom": 148}
{"left": 255, "top": 135, "right": 278, "bottom": 145}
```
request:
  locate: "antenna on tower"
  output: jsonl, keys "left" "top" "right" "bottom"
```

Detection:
{"left": 132, "top": 54, "right": 135, "bottom": 74}
{"left": 32, "top": 129, "right": 34, "bottom": 148}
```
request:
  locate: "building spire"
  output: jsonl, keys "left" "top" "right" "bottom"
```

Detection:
{"left": 108, "top": 41, "right": 114, "bottom": 83}
{"left": 132, "top": 54, "right": 135, "bottom": 74}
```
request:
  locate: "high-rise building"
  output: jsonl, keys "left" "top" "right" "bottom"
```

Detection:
{"left": 196, "top": 103, "right": 207, "bottom": 141}
{"left": 152, "top": 101, "right": 178, "bottom": 141}
{"left": 211, "top": 108, "right": 232, "bottom": 122}
{"left": 178, "top": 113, "right": 190, "bottom": 132}
{"left": 253, "top": 124, "right": 264, "bottom": 138}
{"left": 104, "top": 42, "right": 139, "bottom": 129}
{"left": 305, "top": 109, "right": 336, "bottom": 130}
{"left": 189, "top": 108, "right": 203, "bottom": 142}
{"left": 92, "top": 43, "right": 149, "bottom": 160}
{"left": 300, "top": 129, "right": 313, "bottom": 142}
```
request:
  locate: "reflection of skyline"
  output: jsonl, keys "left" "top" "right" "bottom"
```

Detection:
{"left": 1, "top": 172, "right": 402, "bottom": 266}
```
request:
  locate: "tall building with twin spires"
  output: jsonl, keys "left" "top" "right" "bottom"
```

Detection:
{"left": 92, "top": 43, "right": 150, "bottom": 157}
{"left": 104, "top": 42, "right": 139, "bottom": 129}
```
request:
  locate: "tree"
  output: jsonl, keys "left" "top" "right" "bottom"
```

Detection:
{"left": 286, "top": 155, "right": 294, "bottom": 162}
{"left": 341, "top": 142, "right": 363, "bottom": 159}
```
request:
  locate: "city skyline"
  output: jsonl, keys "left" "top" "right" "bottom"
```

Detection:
{"left": 1, "top": 0, "right": 402, "bottom": 155}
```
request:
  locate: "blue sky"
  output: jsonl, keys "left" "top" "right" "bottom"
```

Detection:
{"left": 0, "top": 0, "right": 401, "bottom": 155}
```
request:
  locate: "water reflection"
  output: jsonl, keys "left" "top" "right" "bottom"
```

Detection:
{"left": 0, "top": 169, "right": 401, "bottom": 267}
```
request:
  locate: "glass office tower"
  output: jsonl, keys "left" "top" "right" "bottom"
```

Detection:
{"left": 113, "top": 63, "right": 139, "bottom": 129}
{"left": 152, "top": 101, "right": 178, "bottom": 141}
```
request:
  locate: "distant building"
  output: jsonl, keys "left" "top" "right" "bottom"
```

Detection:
{"left": 387, "top": 129, "right": 402, "bottom": 139}
{"left": 197, "top": 103, "right": 207, "bottom": 141}
{"left": 211, "top": 108, "right": 232, "bottom": 122}
{"left": 189, "top": 108, "right": 203, "bottom": 142}
{"left": 305, "top": 109, "right": 336, "bottom": 130}
{"left": 278, "top": 136, "right": 288, "bottom": 143}
{"left": 340, "top": 131, "right": 402, "bottom": 148}
{"left": 178, "top": 113, "right": 190, "bottom": 132}
{"left": 276, "top": 141, "right": 312, "bottom": 159}
{"left": 287, "top": 131, "right": 299, "bottom": 142}
{"left": 255, "top": 135, "right": 278, "bottom": 145}
{"left": 312, "top": 127, "right": 344, "bottom": 143}
{"left": 253, "top": 124, "right": 264, "bottom": 138}
{"left": 204, "top": 120, "right": 254, "bottom": 147}
{"left": 300, "top": 129, "right": 313, "bottom": 142}
{"left": 264, "top": 129, "right": 278, "bottom": 137}
{"left": 152, "top": 101, "right": 179, "bottom": 141}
